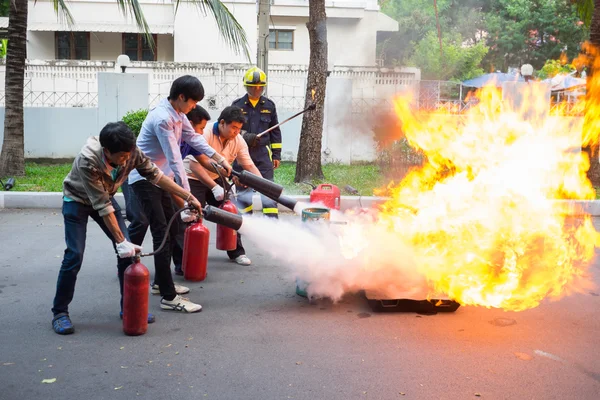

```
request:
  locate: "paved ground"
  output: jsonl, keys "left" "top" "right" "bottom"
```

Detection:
{"left": 0, "top": 208, "right": 599, "bottom": 400}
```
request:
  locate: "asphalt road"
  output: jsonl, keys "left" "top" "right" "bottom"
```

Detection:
{"left": 0, "top": 208, "right": 599, "bottom": 400}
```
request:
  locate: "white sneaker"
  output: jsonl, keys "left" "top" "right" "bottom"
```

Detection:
{"left": 160, "top": 295, "right": 202, "bottom": 313}
{"left": 234, "top": 255, "right": 252, "bottom": 265}
{"left": 151, "top": 284, "right": 190, "bottom": 295}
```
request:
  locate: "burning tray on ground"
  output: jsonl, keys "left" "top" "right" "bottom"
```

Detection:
{"left": 364, "top": 288, "right": 460, "bottom": 314}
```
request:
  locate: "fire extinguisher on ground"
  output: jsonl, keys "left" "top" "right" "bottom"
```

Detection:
{"left": 123, "top": 204, "right": 204, "bottom": 336}
{"left": 122, "top": 256, "right": 150, "bottom": 336}
{"left": 216, "top": 199, "right": 238, "bottom": 251}
{"left": 209, "top": 161, "right": 239, "bottom": 251}
{"left": 182, "top": 218, "right": 210, "bottom": 282}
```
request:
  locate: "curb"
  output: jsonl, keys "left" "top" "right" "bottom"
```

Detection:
{"left": 0, "top": 192, "right": 389, "bottom": 213}
{"left": 1, "top": 192, "right": 600, "bottom": 216}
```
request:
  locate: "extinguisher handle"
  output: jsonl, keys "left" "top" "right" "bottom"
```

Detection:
{"left": 210, "top": 161, "right": 233, "bottom": 201}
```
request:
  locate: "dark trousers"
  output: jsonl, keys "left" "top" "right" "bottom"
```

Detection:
{"left": 123, "top": 179, "right": 183, "bottom": 275}
{"left": 131, "top": 180, "right": 179, "bottom": 299}
{"left": 189, "top": 179, "right": 245, "bottom": 259}
{"left": 52, "top": 198, "right": 131, "bottom": 316}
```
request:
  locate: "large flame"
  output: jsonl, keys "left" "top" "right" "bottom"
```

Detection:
{"left": 350, "top": 79, "right": 600, "bottom": 312}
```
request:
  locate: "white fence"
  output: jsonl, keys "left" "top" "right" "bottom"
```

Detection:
{"left": 0, "top": 60, "right": 422, "bottom": 163}
{"left": 0, "top": 59, "right": 420, "bottom": 113}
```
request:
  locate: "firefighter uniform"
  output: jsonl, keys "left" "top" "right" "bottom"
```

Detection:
{"left": 232, "top": 93, "right": 282, "bottom": 218}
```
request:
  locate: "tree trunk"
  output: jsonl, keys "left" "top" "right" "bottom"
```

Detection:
{"left": 582, "top": 0, "right": 600, "bottom": 187}
{"left": 0, "top": 0, "right": 27, "bottom": 177}
{"left": 591, "top": 0, "right": 600, "bottom": 46}
{"left": 294, "top": 0, "right": 327, "bottom": 183}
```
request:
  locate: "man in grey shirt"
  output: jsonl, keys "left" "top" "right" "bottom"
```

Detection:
{"left": 128, "top": 75, "right": 231, "bottom": 314}
{"left": 52, "top": 121, "right": 202, "bottom": 335}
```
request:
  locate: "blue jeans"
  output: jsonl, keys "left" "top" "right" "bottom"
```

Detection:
{"left": 122, "top": 179, "right": 149, "bottom": 230}
{"left": 52, "top": 198, "right": 132, "bottom": 316}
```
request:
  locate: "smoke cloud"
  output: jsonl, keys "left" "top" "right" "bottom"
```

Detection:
{"left": 238, "top": 204, "right": 429, "bottom": 302}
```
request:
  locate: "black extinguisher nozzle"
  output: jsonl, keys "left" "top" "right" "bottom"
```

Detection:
{"left": 202, "top": 205, "right": 243, "bottom": 231}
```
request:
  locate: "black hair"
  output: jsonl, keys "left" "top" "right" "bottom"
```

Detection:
{"left": 218, "top": 106, "right": 246, "bottom": 125}
{"left": 99, "top": 121, "right": 136, "bottom": 153}
{"left": 168, "top": 75, "right": 205, "bottom": 102}
{"left": 186, "top": 105, "right": 211, "bottom": 125}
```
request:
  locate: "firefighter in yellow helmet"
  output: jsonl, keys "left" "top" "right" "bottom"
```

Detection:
{"left": 231, "top": 66, "right": 282, "bottom": 222}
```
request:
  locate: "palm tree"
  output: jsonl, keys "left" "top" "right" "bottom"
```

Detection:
{"left": 0, "top": 0, "right": 250, "bottom": 177}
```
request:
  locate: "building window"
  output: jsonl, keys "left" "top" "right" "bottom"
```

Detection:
{"left": 268, "top": 30, "right": 293, "bottom": 50}
{"left": 55, "top": 32, "right": 90, "bottom": 60}
{"left": 122, "top": 33, "right": 157, "bottom": 61}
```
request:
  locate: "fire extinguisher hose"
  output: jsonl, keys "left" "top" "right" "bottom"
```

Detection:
{"left": 138, "top": 205, "right": 195, "bottom": 258}
{"left": 210, "top": 162, "right": 233, "bottom": 201}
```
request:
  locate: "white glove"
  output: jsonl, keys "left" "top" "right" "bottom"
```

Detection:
{"left": 218, "top": 158, "right": 232, "bottom": 176}
{"left": 211, "top": 185, "right": 225, "bottom": 201}
{"left": 116, "top": 240, "right": 142, "bottom": 258}
{"left": 181, "top": 208, "right": 199, "bottom": 223}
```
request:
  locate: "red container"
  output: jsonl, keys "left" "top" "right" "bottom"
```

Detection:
{"left": 310, "top": 184, "right": 341, "bottom": 210}
{"left": 216, "top": 200, "right": 238, "bottom": 251}
{"left": 123, "top": 260, "right": 150, "bottom": 336}
{"left": 183, "top": 220, "right": 210, "bottom": 282}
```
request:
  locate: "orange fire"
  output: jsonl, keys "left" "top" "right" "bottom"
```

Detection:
{"left": 366, "top": 80, "right": 600, "bottom": 311}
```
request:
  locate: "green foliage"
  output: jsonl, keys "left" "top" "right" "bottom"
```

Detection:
{"left": 483, "top": 0, "right": 588, "bottom": 71}
{"left": 378, "top": 0, "right": 489, "bottom": 69}
{"left": 408, "top": 31, "right": 488, "bottom": 81}
{"left": 0, "top": 39, "right": 7, "bottom": 59}
{"left": 535, "top": 59, "right": 577, "bottom": 79}
{"left": 9, "top": 162, "right": 387, "bottom": 197}
{"left": 0, "top": 0, "right": 9, "bottom": 17}
{"left": 276, "top": 162, "right": 386, "bottom": 196}
{"left": 573, "top": 0, "right": 594, "bottom": 27}
{"left": 3, "top": 163, "right": 72, "bottom": 192}
{"left": 122, "top": 109, "right": 148, "bottom": 137}
{"left": 378, "top": 0, "right": 588, "bottom": 80}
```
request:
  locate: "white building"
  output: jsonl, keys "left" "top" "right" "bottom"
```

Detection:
{"left": 0, "top": 0, "right": 423, "bottom": 164}
{"left": 26, "top": 0, "right": 398, "bottom": 66}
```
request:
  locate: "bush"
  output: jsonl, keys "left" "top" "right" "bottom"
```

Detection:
{"left": 122, "top": 109, "right": 149, "bottom": 137}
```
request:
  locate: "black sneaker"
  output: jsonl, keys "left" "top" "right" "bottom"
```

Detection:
{"left": 52, "top": 313, "right": 74, "bottom": 335}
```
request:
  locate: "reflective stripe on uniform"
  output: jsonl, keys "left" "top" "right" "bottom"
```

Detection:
{"left": 263, "top": 208, "right": 279, "bottom": 214}
{"left": 241, "top": 204, "right": 253, "bottom": 213}
{"left": 266, "top": 145, "right": 272, "bottom": 161}
{"left": 271, "top": 143, "right": 282, "bottom": 149}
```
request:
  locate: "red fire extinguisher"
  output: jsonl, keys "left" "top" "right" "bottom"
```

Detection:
{"left": 123, "top": 258, "right": 150, "bottom": 336}
{"left": 182, "top": 219, "right": 210, "bottom": 282}
{"left": 216, "top": 199, "right": 238, "bottom": 251}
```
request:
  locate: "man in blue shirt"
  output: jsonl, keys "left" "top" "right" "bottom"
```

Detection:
{"left": 127, "top": 106, "right": 213, "bottom": 279}
{"left": 128, "top": 76, "right": 231, "bottom": 313}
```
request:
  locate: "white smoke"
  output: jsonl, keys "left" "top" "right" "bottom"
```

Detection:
{"left": 238, "top": 203, "right": 429, "bottom": 301}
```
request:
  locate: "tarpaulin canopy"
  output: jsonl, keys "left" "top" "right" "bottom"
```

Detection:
{"left": 462, "top": 72, "right": 524, "bottom": 88}
{"left": 542, "top": 74, "right": 587, "bottom": 91}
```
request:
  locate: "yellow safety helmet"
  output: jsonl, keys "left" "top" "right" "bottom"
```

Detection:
{"left": 243, "top": 67, "right": 267, "bottom": 87}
